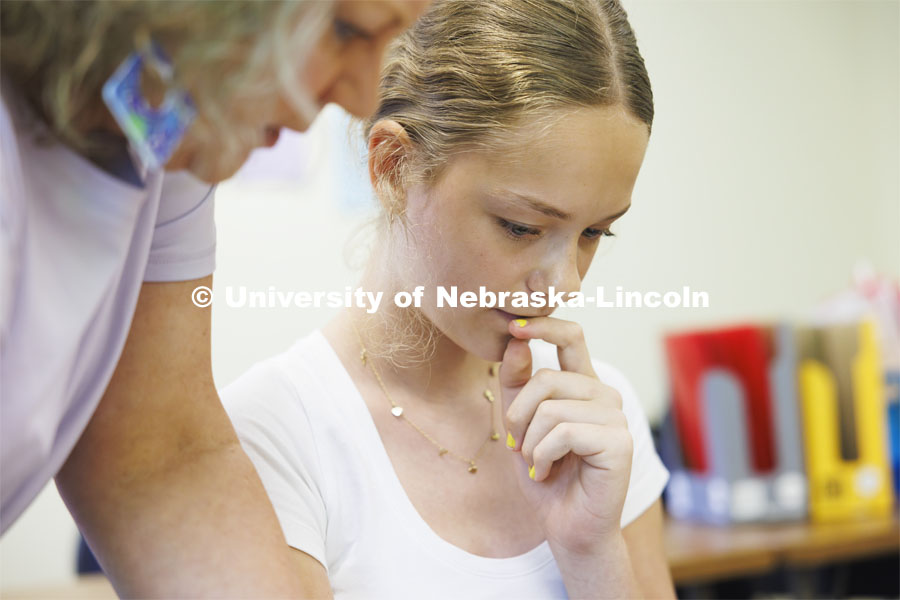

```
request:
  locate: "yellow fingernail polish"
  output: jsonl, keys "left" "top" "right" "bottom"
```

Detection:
{"left": 528, "top": 465, "right": 536, "bottom": 480}
{"left": 514, "top": 319, "right": 528, "bottom": 328}
{"left": 506, "top": 432, "right": 516, "bottom": 449}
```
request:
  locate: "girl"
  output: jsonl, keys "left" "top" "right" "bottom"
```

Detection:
{"left": 224, "top": 0, "right": 674, "bottom": 597}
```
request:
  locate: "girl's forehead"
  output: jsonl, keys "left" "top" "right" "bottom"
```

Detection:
{"left": 436, "top": 108, "right": 648, "bottom": 195}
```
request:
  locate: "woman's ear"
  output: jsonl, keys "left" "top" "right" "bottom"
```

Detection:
{"left": 368, "top": 119, "right": 411, "bottom": 219}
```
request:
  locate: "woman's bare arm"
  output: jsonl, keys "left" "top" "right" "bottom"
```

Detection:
{"left": 56, "top": 276, "right": 312, "bottom": 597}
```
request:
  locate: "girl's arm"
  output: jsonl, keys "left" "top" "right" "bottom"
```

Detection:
{"left": 623, "top": 500, "right": 677, "bottom": 599}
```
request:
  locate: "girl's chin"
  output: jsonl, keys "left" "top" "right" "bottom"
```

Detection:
{"left": 460, "top": 330, "right": 511, "bottom": 363}
{"left": 424, "top": 312, "right": 511, "bottom": 363}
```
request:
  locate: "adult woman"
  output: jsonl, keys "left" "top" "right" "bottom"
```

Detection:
{"left": 0, "top": 1, "right": 423, "bottom": 596}
{"left": 224, "top": 0, "right": 675, "bottom": 597}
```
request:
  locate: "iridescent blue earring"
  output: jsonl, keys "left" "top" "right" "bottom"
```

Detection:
{"left": 102, "top": 36, "right": 196, "bottom": 172}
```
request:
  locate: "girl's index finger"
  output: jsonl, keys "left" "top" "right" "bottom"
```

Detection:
{"left": 499, "top": 337, "right": 532, "bottom": 401}
{"left": 508, "top": 317, "right": 596, "bottom": 377}
{"left": 499, "top": 337, "right": 532, "bottom": 452}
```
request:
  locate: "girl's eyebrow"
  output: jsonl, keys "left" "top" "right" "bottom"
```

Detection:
{"left": 492, "top": 190, "right": 631, "bottom": 222}
{"left": 492, "top": 190, "right": 572, "bottom": 220}
{"left": 601, "top": 205, "right": 631, "bottom": 221}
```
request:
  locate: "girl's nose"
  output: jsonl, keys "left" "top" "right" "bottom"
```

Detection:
{"left": 526, "top": 244, "right": 582, "bottom": 298}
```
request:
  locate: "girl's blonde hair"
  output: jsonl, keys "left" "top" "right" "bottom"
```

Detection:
{"left": 366, "top": 0, "right": 652, "bottom": 208}
{"left": 0, "top": 0, "right": 331, "bottom": 164}
{"left": 360, "top": 0, "right": 653, "bottom": 366}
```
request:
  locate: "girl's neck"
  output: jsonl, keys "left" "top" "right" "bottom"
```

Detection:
{"left": 324, "top": 306, "right": 497, "bottom": 408}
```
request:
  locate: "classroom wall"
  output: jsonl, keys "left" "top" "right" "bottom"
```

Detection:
{"left": 2, "top": 0, "right": 897, "bottom": 590}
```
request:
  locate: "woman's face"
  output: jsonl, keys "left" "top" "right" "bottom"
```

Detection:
{"left": 171, "top": 0, "right": 427, "bottom": 182}
{"left": 391, "top": 106, "right": 650, "bottom": 362}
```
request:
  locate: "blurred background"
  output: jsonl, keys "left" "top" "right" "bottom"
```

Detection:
{"left": 1, "top": 0, "right": 897, "bottom": 597}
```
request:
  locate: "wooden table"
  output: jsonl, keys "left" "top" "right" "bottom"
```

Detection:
{"left": 2, "top": 514, "right": 897, "bottom": 597}
{"left": 1, "top": 574, "right": 115, "bottom": 599}
{"left": 665, "top": 511, "right": 900, "bottom": 584}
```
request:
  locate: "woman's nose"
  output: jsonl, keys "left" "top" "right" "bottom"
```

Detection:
{"left": 330, "top": 43, "right": 383, "bottom": 118}
{"left": 335, "top": 2, "right": 429, "bottom": 117}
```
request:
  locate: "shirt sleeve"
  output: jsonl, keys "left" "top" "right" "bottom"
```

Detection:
{"left": 143, "top": 170, "right": 216, "bottom": 282}
{"left": 220, "top": 358, "right": 329, "bottom": 571}
{"left": 0, "top": 94, "right": 25, "bottom": 340}
{"left": 592, "top": 360, "right": 670, "bottom": 528}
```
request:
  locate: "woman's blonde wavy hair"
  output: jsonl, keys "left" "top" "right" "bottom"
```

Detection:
{"left": 0, "top": 0, "right": 331, "bottom": 164}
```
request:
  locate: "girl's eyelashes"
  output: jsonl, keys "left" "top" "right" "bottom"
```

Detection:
{"left": 497, "top": 218, "right": 542, "bottom": 241}
{"left": 496, "top": 217, "right": 616, "bottom": 243}
{"left": 582, "top": 227, "right": 615, "bottom": 240}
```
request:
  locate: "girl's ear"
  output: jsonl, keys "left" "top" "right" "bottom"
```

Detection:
{"left": 368, "top": 119, "right": 412, "bottom": 219}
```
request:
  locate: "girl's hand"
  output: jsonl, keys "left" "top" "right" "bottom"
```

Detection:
{"left": 500, "top": 316, "right": 633, "bottom": 556}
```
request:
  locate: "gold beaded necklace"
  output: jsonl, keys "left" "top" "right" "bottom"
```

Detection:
{"left": 352, "top": 325, "right": 500, "bottom": 474}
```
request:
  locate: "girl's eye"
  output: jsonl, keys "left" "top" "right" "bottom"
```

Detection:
{"left": 497, "top": 218, "right": 541, "bottom": 241}
{"left": 582, "top": 227, "right": 615, "bottom": 240}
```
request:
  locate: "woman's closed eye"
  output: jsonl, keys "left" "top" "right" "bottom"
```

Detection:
{"left": 333, "top": 19, "right": 372, "bottom": 43}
